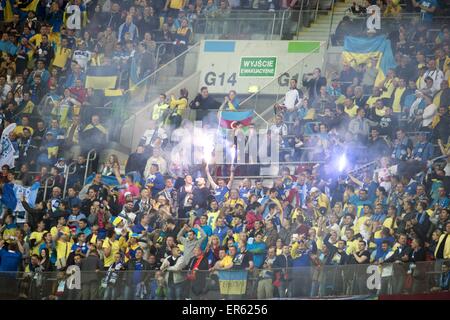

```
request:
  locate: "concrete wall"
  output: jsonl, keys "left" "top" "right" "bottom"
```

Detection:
{"left": 197, "top": 40, "right": 326, "bottom": 95}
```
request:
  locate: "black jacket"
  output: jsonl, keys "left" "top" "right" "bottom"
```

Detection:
{"left": 410, "top": 247, "right": 426, "bottom": 262}
{"left": 125, "top": 152, "right": 147, "bottom": 176}
{"left": 273, "top": 254, "right": 293, "bottom": 274}
{"left": 189, "top": 94, "right": 221, "bottom": 121}
{"left": 80, "top": 254, "right": 103, "bottom": 283}
{"left": 187, "top": 255, "right": 209, "bottom": 296}
{"left": 324, "top": 233, "right": 348, "bottom": 265}
{"left": 302, "top": 76, "right": 327, "bottom": 101}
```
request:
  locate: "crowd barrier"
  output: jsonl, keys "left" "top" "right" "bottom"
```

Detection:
{"left": 1, "top": 260, "right": 447, "bottom": 300}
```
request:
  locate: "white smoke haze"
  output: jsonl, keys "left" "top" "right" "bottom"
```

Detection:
{"left": 165, "top": 120, "right": 280, "bottom": 176}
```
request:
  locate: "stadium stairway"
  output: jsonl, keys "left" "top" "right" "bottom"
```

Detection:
{"left": 297, "top": 0, "right": 349, "bottom": 41}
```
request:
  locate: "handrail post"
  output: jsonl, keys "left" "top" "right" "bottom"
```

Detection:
{"left": 314, "top": 0, "right": 320, "bottom": 22}
{"left": 327, "top": 0, "right": 336, "bottom": 49}
{"left": 63, "top": 162, "right": 78, "bottom": 198}
{"left": 43, "top": 177, "right": 55, "bottom": 202}
{"left": 280, "top": 9, "right": 286, "bottom": 39}
{"left": 270, "top": 12, "right": 276, "bottom": 40}
{"left": 297, "top": 0, "right": 305, "bottom": 39}
{"left": 84, "top": 149, "right": 98, "bottom": 185}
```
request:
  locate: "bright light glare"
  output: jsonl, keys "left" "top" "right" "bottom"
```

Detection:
{"left": 201, "top": 137, "right": 214, "bottom": 164}
{"left": 338, "top": 154, "right": 347, "bottom": 172}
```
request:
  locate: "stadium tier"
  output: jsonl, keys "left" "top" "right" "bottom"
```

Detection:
{"left": 0, "top": 0, "right": 448, "bottom": 302}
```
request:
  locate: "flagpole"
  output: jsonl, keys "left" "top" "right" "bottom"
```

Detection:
{"left": 252, "top": 110, "right": 269, "bottom": 131}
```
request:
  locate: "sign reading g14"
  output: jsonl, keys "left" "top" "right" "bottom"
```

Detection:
{"left": 239, "top": 57, "right": 277, "bottom": 77}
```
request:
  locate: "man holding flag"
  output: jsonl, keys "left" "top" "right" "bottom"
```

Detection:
{"left": 1, "top": 169, "right": 40, "bottom": 226}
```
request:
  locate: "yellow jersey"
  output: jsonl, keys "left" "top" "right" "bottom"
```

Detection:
{"left": 13, "top": 125, "right": 34, "bottom": 137}
{"left": 169, "top": 96, "right": 188, "bottom": 116}
{"left": 392, "top": 87, "right": 406, "bottom": 113}
{"left": 56, "top": 240, "right": 72, "bottom": 261}
{"left": 344, "top": 104, "right": 358, "bottom": 118}
{"left": 53, "top": 47, "right": 72, "bottom": 69}
{"left": 102, "top": 239, "right": 121, "bottom": 267}
{"left": 218, "top": 255, "right": 233, "bottom": 269}
{"left": 50, "top": 226, "right": 70, "bottom": 239}
{"left": 380, "top": 78, "right": 395, "bottom": 99}
{"left": 207, "top": 210, "right": 220, "bottom": 230}
{"left": 168, "top": 0, "right": 185, "bottom": 9}
{"left": 30, "top": 231, "right": 47, "bottom": 255}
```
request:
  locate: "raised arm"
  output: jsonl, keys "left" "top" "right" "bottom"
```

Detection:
{"left": 177, "top": 225, "right": 187, "bottom": 244}
{"left": 226, "top": 165, "right": 235, "bottom": 190}
{"left": 205, "top": 163, "right": 218, "bottom": 189}
{"left": 348, "top": 173, "right": 364, "bottom": 188}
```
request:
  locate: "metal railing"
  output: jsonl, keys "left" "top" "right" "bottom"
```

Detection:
{"left": 190, "top": 8, "right": 325, "bottom": 40}
{"left": 2, "top": 260, "right": 448, "bottom": 300}
{"left": 63, "top": 162, "right": 78, "bottom": 198}
{"left": 42, "top": 177, "right": 55, "bottom": 202}
{"left": 83, "top": 149, "right": 97, "bottom": 185}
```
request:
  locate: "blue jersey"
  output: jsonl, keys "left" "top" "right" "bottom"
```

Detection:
{"left": 0, "top": 249, "right": 22, "bottom": 277}
{"left": 71, "top": 242, "right": 88, "bottom": 255}
{"left": 214, "top": 186, "right": 229, "bottom": 204}
{"left": 239, "top": 187, "right": 251, "bottom": 204}
{"left": 418, "top": 0, "right": 438, "bottom": 22}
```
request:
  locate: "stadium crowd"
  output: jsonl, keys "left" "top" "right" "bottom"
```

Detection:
{"left": 0, "top": 0, "right": 449, "bottom": 301}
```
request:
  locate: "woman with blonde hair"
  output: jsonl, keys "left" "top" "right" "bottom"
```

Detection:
{"left": 101, "top": 154, "right": 120, "bottom": 176}
{"left": 205, "top": 234, "right": 221, "bottom": 267}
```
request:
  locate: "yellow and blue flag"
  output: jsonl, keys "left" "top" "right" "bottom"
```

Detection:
{"left": 218, "top": 270, "right": 248, "bottom": 295}
{"left": 3, "top": 0, "right": 40, "bottom": 22}
{"left": 85, "top": 66, "right": 118, "bottom": 90}
{"left": 342, "top": 35, "right": 396, "bottom": 87}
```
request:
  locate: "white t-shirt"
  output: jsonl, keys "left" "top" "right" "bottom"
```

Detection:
{"left": 422, "top": 103, "right": 437, "bottom": 127}
{"left": 423, "top": 69, "right": 444, "bottom": 92}
{"left": 284, "top": 89, "right": 302, "bottom": 111}
{"left": 72, "top": 50, "right": 92, "bottom": 70}
{"left": 270, "top": 124, "right": 288, "bottom": 137}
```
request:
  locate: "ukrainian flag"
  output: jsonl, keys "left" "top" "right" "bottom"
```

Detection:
{"left": 18, "top": 0, "right": 40, "bottom": 11}
{"left": 85, "top": 66, "right": 118, "bottom": 90}
{"left": 4, "top": 0, "right": 40, "bottom": 21}
{"left": 218, "top": 270, "right": 248, "bottom": 295}
{"left": 342, "top": 35, "right": 396, "bottom": 87}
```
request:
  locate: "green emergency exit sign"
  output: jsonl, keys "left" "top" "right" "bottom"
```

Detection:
{"left": 239, "top": 57, "right": 277, "bottom": 77}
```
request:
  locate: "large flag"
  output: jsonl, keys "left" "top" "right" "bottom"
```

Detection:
{"left": 0, "top": 40, "right": 18, "bottom": 56}
{"left": 84, "top": 174, "right": 121, "bottom": 187}
{"left": 85, "top": 66, "right": 118, "bottom": 90}
{"left": 342, "top": 35, "right": 396, "bottom": 87}
{"left": 17, "top": 0, "right": 40, "bottom": 11}
{"left": 1, "top": 181, "right": 40, "bottom": 212}
{"left": 218, "top": 270, "right": 248, "bottom": 295}
{"left": 14, "top": 182, "right": 41, "bottom": 209}
{"left": 3, "top": 0, "right": 40, "bottom": 22}
{"left": 0, "top": 123, "right": 17, "bottom": 169}
{"left": 1, "top": 183, "right": 17, "bottom": 211}
{"left": 219, "top": 111, "right": 253, "bottom": 129}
